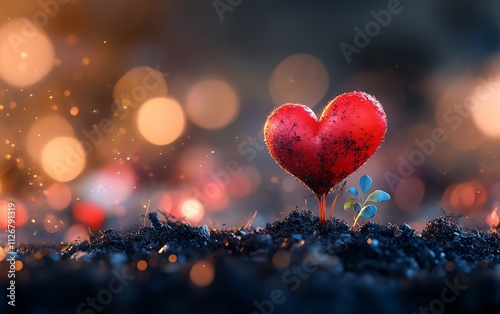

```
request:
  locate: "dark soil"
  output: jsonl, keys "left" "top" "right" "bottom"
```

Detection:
{"left": 2, "top": 210, "right": 500, "bottom": 314}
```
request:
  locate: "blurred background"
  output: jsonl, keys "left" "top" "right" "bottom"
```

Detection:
{"left": 1, "top": 0, "right": 500, "bottom": 245}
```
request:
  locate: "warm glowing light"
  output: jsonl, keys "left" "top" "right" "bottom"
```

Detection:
{"left": 64, "top": 223, "right": 89, "bottom": 243}
{"left": 70, "top": 106, "right": 79, "bottom": 116}
{"left": 0, "top": 18, "right": 55, "bottom": 87}
{"left": 43, "top": 214, "right": 64, "bottom": 234}
{"left": 0, "top": 200, "right": 28, "bottom": 228}
{"left": 435, "top": 77, "right": 486, "bottom": 150}
{"left": 0, "top": 125, "right": 15, "bottom": 176}
{"left": 471, "top": 86, "right": 500, "bottom": 138}
{"left": 26, "top": 114, "right": 75, "bottom": 164}
{"left": 14, "top": 260, "right": 23, "bottom": 271}
{"left": 72, "top": 202, "right": 105, "bottom": 230}
{"left": 113, "top": 66, "right": 168, "bottom": 108}
{"left": 41, "top": 136, "right": 86, "bottom": 182}
{"left": 45, "top": 182, "right": 72, "bottom": 210}
{"left": 185, "top": 78, "right": 239, "bottom": 130}
{"left": 451, "top": 183, "right": 476, "bottom": 209}
{"left": 168, "top": 254, "right": 177, "bottom": 263}
{"left": 180, "top": 198, "right": 205, "bottom": 225}
{"left": 137, "top": 97, "right": 185, "bottom": 145}
{"left": 158, "top": 244, "right": 167, "bottom": 254}
{"left": 269, "top": 53, "right": 329, "bottom": 108}
{"left": 137, "top": 260, "right": 148, "bottom": 271}
{"left": 194, "top": 178, "right": 226, "bottom": 206}
{"left": 0, "top": 247, "right": 5, "bottom": 262}
{"left": 189, "top": 260, "right": 214, "bottom": 287}
{"left": 81, "top": 161, "right": 136, "bottom": 208}
{"left": 487, "top": 207, "right": 499, "bottom": 228}
{"left": 442, "top": 181, "right": 487, "bottom": 212}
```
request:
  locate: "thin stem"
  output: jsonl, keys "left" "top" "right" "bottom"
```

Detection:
{"left": 351, "top": 212, "right": 362, "bottom": 231}
{"left": 323, "top": 193, "right": 327, "bottom": 224}
{"left": 329, "top": 190, "right": 340, "bottom": 227}
{"left": 316, "top": 195, "right": 323, "bottom": 225}
{"left": 317, "top": 193, "right": 327, "bottom": 225}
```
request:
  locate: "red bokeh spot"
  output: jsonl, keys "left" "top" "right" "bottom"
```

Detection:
{"left": 0, "top": 200, "right": 28, "bottom": 229}
{"left": 72, "top": 201, "right": 105, "bottom": 230}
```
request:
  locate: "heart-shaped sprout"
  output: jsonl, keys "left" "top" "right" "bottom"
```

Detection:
{"left": 344, "top": 175, "right": 390, "bottom": 230}
{"left": 263, "top": 92, "right": 388, "bottom": 226}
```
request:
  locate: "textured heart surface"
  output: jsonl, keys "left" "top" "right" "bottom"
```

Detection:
{"left": 264, "top": 91, "right": 387, "bottom": 196}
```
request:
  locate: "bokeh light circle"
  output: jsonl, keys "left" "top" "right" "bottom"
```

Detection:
{"left": 80, "top": 161, "right": 136, "bottom": 208}
{"left": 73, "top": 202, "right": 105, "bottom": 230}
{"left": 190, "top": 260, "right": 215, "bottom": 287}
{"left": 0, "top": 199, "right": 28, "bottom": 229}
{"left": 441, "top": 180, "right": 487, "bottom": 213}
{"left": 45, "top": 182, "right": 72, "bottom": 210}
{"left": 470, "top": 85, "right": 500, "bottom": 138}
{"left": 137, "top": 97, "right": 185, "bottom": 145}
{"left": 435, "top": 77, "right": 486, "bottom": 150}
{"left": 0, "top": 18, "right": 55, "bottom": 87}
{"left": 180, "top": 198, "right": 205, "bottom": 225}
{"left": 185, "top": 79, "right": 240, "bottom": 130}
{"left": 269, "top": 53, "right": 329, "bottom": 108}
{"left": 41, "top": 136, "right": 86, "bottom": 182}
{"left": 64, "top": 223, "right": 89, "bottom": 243}
{"left": 43, "top": 214, "right": 64, "bottom": 234}
{"left": 26, "top": 114, "right": 75, "bottom": 164}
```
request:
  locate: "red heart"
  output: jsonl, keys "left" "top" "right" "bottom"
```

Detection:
{"left": 264, "top": 91, "right": 387, "bottom": 197}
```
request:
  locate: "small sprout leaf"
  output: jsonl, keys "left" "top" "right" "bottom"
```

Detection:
{"left": 344, "top": 197, "right": 355, "bottom": 210}
{"left": 346, "top": 173, "right": 391, "bottom": 230}
{"left": 347, "top": 187, "right": 358, "bottom": 196}
{"left": 366, "top": 190, "right": 391, "bottom": 203}
{"left": 359, "top": 175, "right": 372, "bottom": 195}
{"left": 353, "top": 202, "right": 362, "bottom": 214}
{"left": 360, "top": 204, "right": 377, "bottom": 218}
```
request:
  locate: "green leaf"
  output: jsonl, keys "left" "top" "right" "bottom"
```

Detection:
{"left": 344, "top": 197, "right": 355, "bottom": 210}
{"left": 353, "top": 202, "right": 362, "bottom": 214}
{"left": 347, "top": 187, "right": 358, "bottom": 196}
{"left": 360, "top": 204, "right": 377, "bottom": 218}
{"left": 366, "top": 190, "right": 391, "bottom": 203}
{"left": 359, "top": 175, "right": 372, "bottom": 196}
